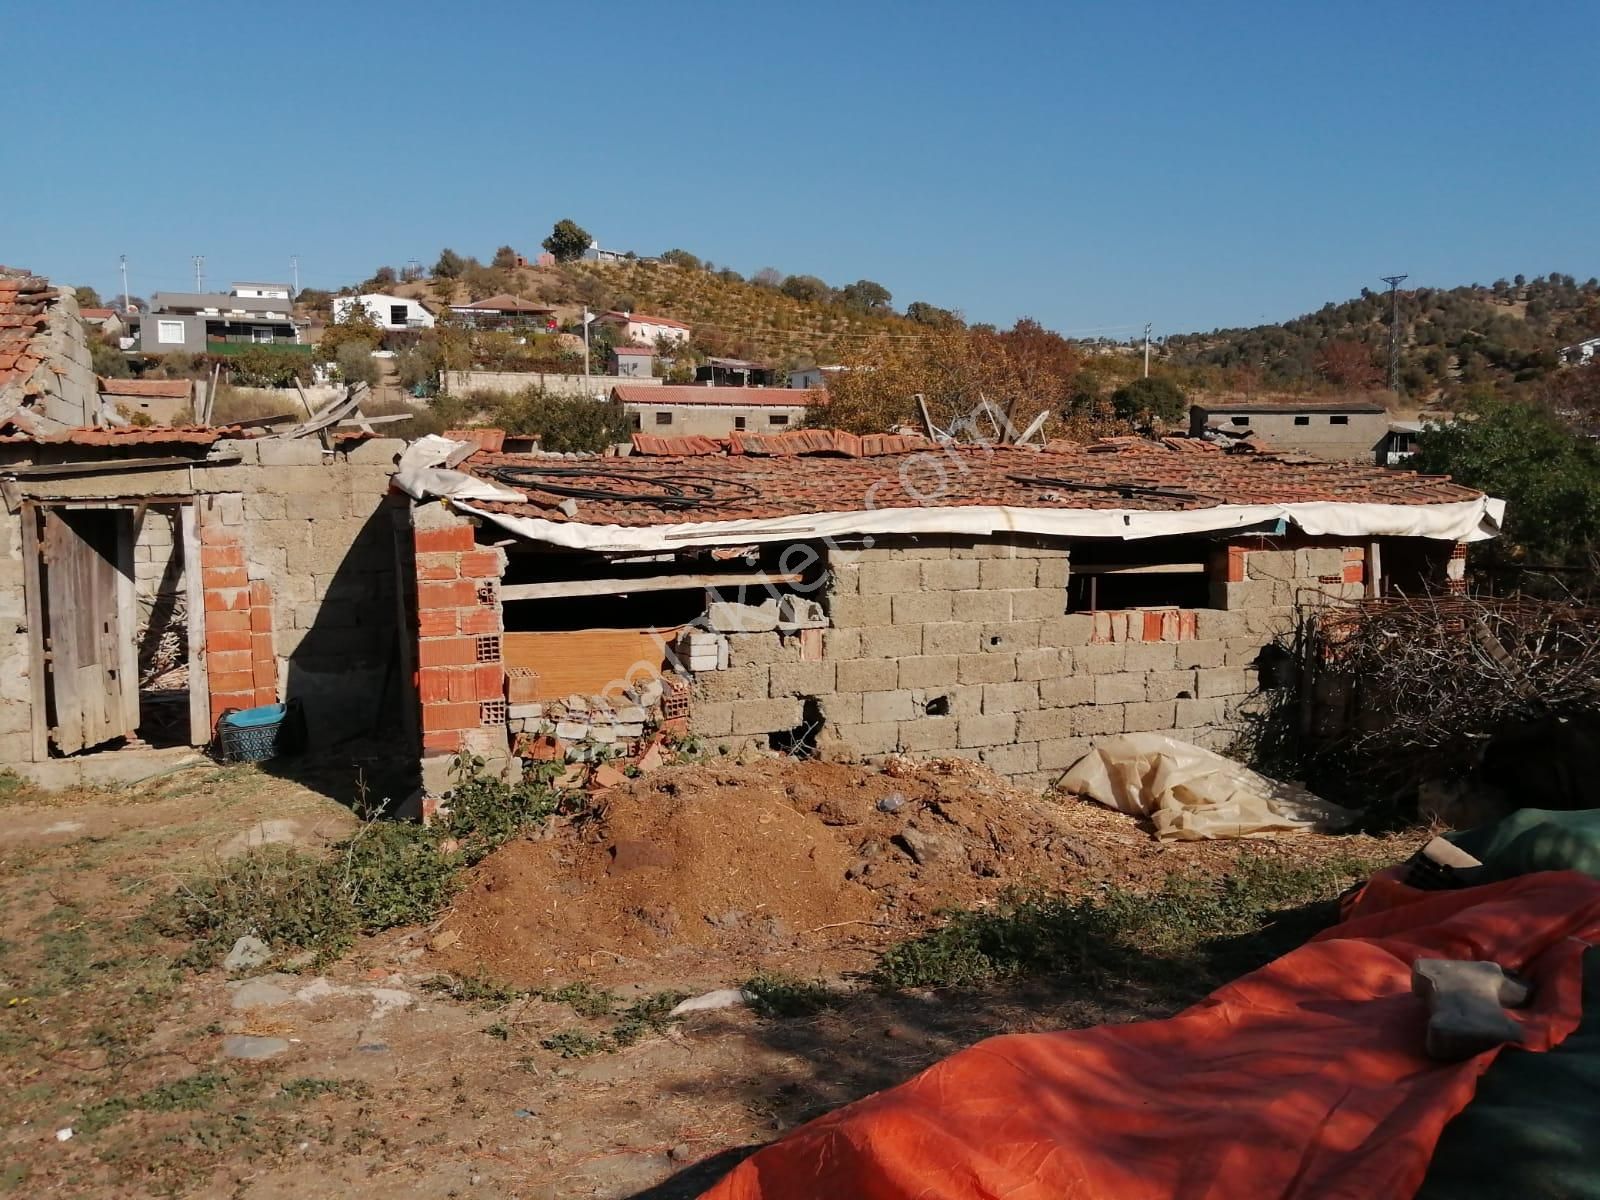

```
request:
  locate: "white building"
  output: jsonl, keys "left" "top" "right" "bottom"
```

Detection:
{"left": 594, "top": 309, "right": 690, "bottom": 347}
{"left": 788, "top": 364, "right": 847, "bottom": 389}
{"left": 230, "top": 281, "right": 293, "bottom": 300}
{"left": 332, "top": 293, "right": 436, "bottom": 331}
{"left": 1561, "top": 336, "right": 1600, "bottom": 365}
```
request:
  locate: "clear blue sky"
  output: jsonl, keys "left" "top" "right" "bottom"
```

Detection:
{"left": 8, "top": 1, "right": 1596, "bottom": 337}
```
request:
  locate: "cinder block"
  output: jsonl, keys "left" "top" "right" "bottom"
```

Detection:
{"left": 1093, "top": 673, "right": 1146, "bottom": 705}
{"left": 1221, "top": 581, "right": 1275, "bottom": 611}
{"left": 1015, "top": 647, "right": 1067, "bottom": 681}
{"left": 923, "top": 622, "right": 981, "bottom": 656}
{"left": 1010, "top": 589, "right": 1065, "bottom": 620}
{"left": 897, "top": 718, "right": 960, "bottom": 752}
{"left": 1073, "top": 643, "right": 1126, "bottom": 673}
{"left": 824, "top": 562, "right": 859, "bottom": 596}
{"left": 829, "top": 721, "right": 898, "bottom": 756}
{"left": 1016, "top": 708, "right": 1074, "bottom": 742}
{"left": 822, "top": 627, "right": 861, "bottom": 659}
{"left": 898, "top": 655, "right": 959, "bottom": 689}
{"left": 1177, "top": 697, "right": 1225, "bottom": 727}
{"left": 1196, "top": 667, "right": 1255, "bottom": 698}
{"left": 953, "top": 589, "right": 1011, "bottom": 622}
{"left": 826, "top": 594, "right": 893, "bottom": 626}
{"left": 893, "top": 591, "right": 953, "bottom": 624}
{"left": 1225, "top": 638, "right": 1267, "bottom": 667}
{"left": 1246, "top": 608, "right": 1295, "bottom": 638}
{"left": 858, "top": 560, "right": 923, "bottom": 595}
{"left": 1175, "top": 639, "right": 1226, "bottom": 669}
{"left": 1123, "top": 640, "right": 1179, "bottom": 672}
{"left": 981, "top": 620, "right": 1038, "bottom": 652}
{"left": 691, "top": 664, "right": 768, "bottom": 702}
{"left": 1246, "top": 549, "right": 1295, "bottom": 582}
{"left": 731, "top": 697, "right": 803, "bottom": 734}
{"left": 1195, "top": 609, "right": 1248, "bottom": 640}
{"left": 980, "top": 559, "right": 1038, "bottom": 590}
{"left": 1296, "top": 548, "right": 1344, "bottom": 579}
{"left": 979, "top": 741, "right": 1038, "bottom": 776}
{"left": 1145, "top": 669, "right": 1198, "bottom": 701}
{"left": 819, "top": 692, "right": 863, "bottom": 725}
{"left": 958, "top": 652, "right": 1017, "bottom": 685}
{"left": 768, "top": 661, "right": 836, "bottom": 696}
{"left": 257, "top": 439, "right": 326, "bottom": 467}
{"left": 958, "top": 713, "right": 1017, "bottom": 747}
{"left": 343, "top": 437, "right": 406, "bottom": 466}
{"left": 1039, "top": 614, "right": 1095, "bottom": 647}
{"left": 1071, "top": 704, "right": 1125, "bottom": 736}
{"left": 921, "top": 559, "right": 980, "bottom": 591}
{"left": 692, "top": 701, "right": 735, "bottom": 736}
{"left": 981, "top": 680, "right": 1039, "bottom": 714}
{"left": 1039, "top": 673, "right": 1094, "bottom": 707}
{"left": 1037, "top": 736, "right": 1095, "bottom": 771}
{"left": 860, "top": 624, "right": 923, "bottom": 658}
{"left": 862, "top": 690, "right": 916, "bottom": 724}
{"left": 1123, "top": 700, "right": 1177, "bottom": 733}
{"left": 837, "top": 658, "right": 899, "bottom": 693}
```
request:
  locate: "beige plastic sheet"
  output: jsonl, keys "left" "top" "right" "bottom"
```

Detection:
{"left": 1061, "top": 732, "right": 1358, "bottom": 840}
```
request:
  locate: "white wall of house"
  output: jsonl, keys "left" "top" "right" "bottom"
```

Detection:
{"left": 788, "top": 365, "right": 843, "bottom": 389}
{"left": 230, "top": 283, "right": 292, "bottom": 300}
{"left": 333, "top": 294, "right": 436, "bottom": 331}
{"left": 624, "top": 401, "right": 809, "bottom": 437}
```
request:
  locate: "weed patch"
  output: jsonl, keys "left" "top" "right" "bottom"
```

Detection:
{"left": 743, "top": 972, "right": 841, "bottom": 1018}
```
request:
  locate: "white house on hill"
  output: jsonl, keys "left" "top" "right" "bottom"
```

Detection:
{"left": 332, "top": 293, "right": 436, "bottom": 331}
{"left": 593, "top": 310, "right": 691, "bottom": 347}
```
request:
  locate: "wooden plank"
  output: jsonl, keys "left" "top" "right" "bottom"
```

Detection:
{"left": 499, "top": 570, "right": 803, "bottom": 602}
{"left": 1071, "top": 563, "right": 1206, "bottom": 576}
{"left": 334, "top": 413, "right": 413, "bottom": 428}
{"left": 20, "top": 504, "right": 48, "bottom": 761}
{"left": 388, "top": 514, "right": 420, "bottom": 752}
{"left": 501, "top": 628, "right": 683, "bottom": 700}
{"left": 42, "top": 510, "right": 85, "bottom": 753}
{"left": 180, "top": 505, "right": 210, "bottom": 745}
{"left": 0, "top": 453, "right": 241, "bottom": 478}
{"left": 115, "top": 511, "right": 139, "bottom": 732}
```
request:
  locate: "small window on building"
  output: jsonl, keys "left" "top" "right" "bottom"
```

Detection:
{"left": 1330, "top": 414, "right": 1349, "bottom": 425}
{"left": 1230, "top": 416, "right": 1250, "bottom": 426}
{"left": 252, "top": 326, "right": 273, "bottom": 344}
{"left": 629, "top": 413, "right": 641, "bottom": 431}
{"left": 1293, "top": 415, "right": 1310, "bottom": 426}
{"left": 655, "top": 411, "right": 673, "bottom": 426}
{"left": 734, "top": 416, "right": 746, "bottom": 430}
{"left": 1066, "top": 536, "right": 1212, "bottom": 613}
{"left": 769, "top": 414, "right": 789, "bottom": 426}
{"left": 390, "top": 305, "right": 407, "bottom": 325}
{"left": 157, "top": 319, "right": 185, "bottom": 345}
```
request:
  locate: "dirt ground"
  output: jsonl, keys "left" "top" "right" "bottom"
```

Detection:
{"left": 0, "top": 755, "right": 1424, "bottom": 1199}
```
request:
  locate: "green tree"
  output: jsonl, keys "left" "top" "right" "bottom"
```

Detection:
{"left": 364, "top": 266, "right": 398, "bottom": 290}
{"left": 1110, "top": 376, "right": 1187, "bottom": 425}
{"left": 318, "top": 298, "right": 384, "bottom": 360}
{"left": 1412, "top": 398, "right": 1600, "bottom": 573}
{"left": 499, "top": 390, "right": 630, "bottom": 453}
{"left": 838, "top": 279, "right": 892, "bottom": 314}
{"left": 542, "top": 219, "right": 592, "bottom": 263}
{"left": 335, "top": 341, "right": 379, "bottom": 387}
{"left": 660, "top": 248, "right": 702, "bottom": 270}
{"left": 491, "top": 245, "right": 519, "bottom": 270}
{"left": 780, "top": 274, "right": 832, "bottom": 304}
{"left": 90, "top": 340, "right": 130, "bottom": 378}
{"left": 433, "top": 249, "right": 466, "bottom": 278}
{"left": 74, "top": 285, "right": 103, "bottom": 309}
{"left": 906, "top": 301, "right": 961, "bottom": 327}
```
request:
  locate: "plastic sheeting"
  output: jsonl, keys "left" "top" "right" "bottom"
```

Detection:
{"left": 446, "top": 493, "right": 1505, "bottom": 554}
{"left": 392, "top": 435, "right": 524, "bottom": 505}
{"left": 699, "top": 870, "right": 1600, "bottom": 1200}
{"left": 1060, "top": 732, "right": 1358, "bottom": 840}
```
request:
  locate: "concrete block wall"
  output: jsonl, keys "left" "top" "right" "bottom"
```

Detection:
{"left": 684, "top": 532, "right": 1375, "bottom": 790}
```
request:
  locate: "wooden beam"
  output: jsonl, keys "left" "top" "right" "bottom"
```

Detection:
{"left": 180, "top": 505, "right": 210, "bottom": 746}
{"left": 19, "top": 504, "right": 49, "bottom": 761}
{"left": 115, "top": 511, "right": 139, "bottom": 734}
{"left": 499, "top": 569, "right": 803, "bottom": 602}
{"left": 1071, "top": 562, "right": 1206, "bottom": 576}
{"left": 0, "top": 453, "right": 241, "bottom": 478}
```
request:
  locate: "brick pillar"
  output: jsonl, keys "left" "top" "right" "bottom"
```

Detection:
{"left": 198, "top": 495, "right": 278, "bottom": 728}
{"left": 1445, "top": 541, "right": 1468, "bottom": 595}
{"left": 412, "top": 509, "right": 506, "bottom": 755}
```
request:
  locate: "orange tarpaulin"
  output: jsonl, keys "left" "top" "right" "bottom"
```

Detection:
{"left": 701, "top": 872, "right": 1600, "bottom": 1200}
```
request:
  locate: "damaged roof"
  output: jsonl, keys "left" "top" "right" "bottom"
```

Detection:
{"left": 455, "top": 432, "right": 1488, "bottom": 534}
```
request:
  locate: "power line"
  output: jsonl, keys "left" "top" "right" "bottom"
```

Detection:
{"left": 1380, "top": 274, "right": 1408, "bottom": 393}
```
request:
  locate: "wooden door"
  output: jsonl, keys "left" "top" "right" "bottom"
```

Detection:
{"left": 38, "top": 508, "right": 138, "bottom": 754}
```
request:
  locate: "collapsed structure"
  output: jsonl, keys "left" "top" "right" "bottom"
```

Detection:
{"left": 396, "top": 427, "right": 1501, "bottom": 791}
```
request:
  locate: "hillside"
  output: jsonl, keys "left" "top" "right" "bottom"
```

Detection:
{"left": 1164, "top": 274, "right": 1600, "bottom": 402}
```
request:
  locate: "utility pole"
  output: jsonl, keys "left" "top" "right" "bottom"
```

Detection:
{"left": 290, "top": 255, "right": 299, "bottom": 298}
{"left": 1143, "top": 322, "right": 1152, "bottom": 378}
{"left": 192, "top": 255, "right": 205, "bottom": 292}
{"left": 119, "top": 254, "right": 130, "bottom": 313}
{"left": 1380, "top": 274, "right": 1408, "bottom": 393}
{"left": 582, "top": 308, "right": 593, "bottom": 381}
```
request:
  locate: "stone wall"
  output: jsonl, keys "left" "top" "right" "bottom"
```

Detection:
{"left": 686, "top": 533, "right": 1371, "bottom": 789}
{"left": 0, "top": 437, "right": 407, "bottom": 762}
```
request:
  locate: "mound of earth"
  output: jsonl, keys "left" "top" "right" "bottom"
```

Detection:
{"left": 435, "top": 757, "right": 1097, "bottom": 987}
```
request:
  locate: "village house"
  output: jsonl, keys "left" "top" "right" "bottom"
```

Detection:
{"left": 98, "top": 376, "right": 196, "bottom": 424}
{"left": 135, "top": 287, "right": 305, "bottom": 354}
{"left": 1560, "top": 335, "right": 1600, "bottom": 365}
{"left": 789, "top": 364, "right": 846, "bottom": 390}
{"left": 79, "top": 307, "right": 125, "bottom": 340}
{"left": 696, "top": 356, "right": 776, "bottom": 387}
{"left": 593, "top": 310, "right": 691, "bottom": 348}
{"left": 332, "top": 293, "right": 436, "bottom": 331}
{"left": 228, "top": 282, "right": 293, "bottom": 300}
{"left": 449, "top": 294, "right": 556, "bottom": 332}
{"left": 609, "top": 345, "right": 654, "bottom": 378}
{"left": 393, "top": 426, "right": 1501, "bottom": 794}
{"left": 1189, "top": 395, "right": 1391, "bottom": 462}
{"left": 611, "top": 384, "right": 815, "bottom": 436}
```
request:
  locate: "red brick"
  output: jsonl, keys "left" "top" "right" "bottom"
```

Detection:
{"left": 507, "top": 673, "right": 540, "bottom": 704}
{"left": 415, "top": 552, "right": 459, "bottom": 581}
{"left": 210, "top": 691, "right": 255, "bottom": 724}
{"left": 422, "top": 701, "right": 479, "bottom": 732}
{"left": 1178, "top": 610, "right": 1198, "bottom": 641}
{"left": 423, "top": 730, "right": 464, "bottom": 753}
{"left": 200, "top": 523, "right": 239, "bottom": 546}
{"left": 205, "top": 629, "right": 252, "bottom": 654}
{"left": 252, "top": 687, "right": 277, "bottom": 706}
{"left": 206, "top": 610, "right": 250, "bottom": 633}
{"left": 204, "top": 587, "right": 249, "bottom": 613}
{"left": 253, "top": 659, "right": 276, "bottom": 688}
{"left": 417, "top": 636, "right": 475, "bottom": 667}
{"left": 1343, "top": 563, "right": 1364, "bottom": 584}
{"left": 1226, "top": 545, "right": 1248, "bottom": 583}
{"left": 209, "top": 648, "right": 251, "bottom": 675}
{"left": 418, "top": 667, "right": 454, "bottom": 704}
{"left": 211, "top": 670, "right": 255, "bottom": 694}
{"left": 418, "top": 609, "right": 457, "bottom": 638}
{"left": 202, "top": 565, "right": 247, "bottom": 589}
{"left": 446, "top": 669, "right": 477, "bottom": 703}
{"left": 249, "top": 580, "right": 273, "bottom": 607}
{"left": 458, "top": 607, "right": 501, "bottom": 635}
{"left": 1142, "top": 611, "right": 1165, "bottom": 642}
{"left": 200, "top": 543, "right": 245, "bottom": 569}
{"left": 250, "top": 606, "right": 273, "bottom": 633}
{"left": 418, "top": 579, "right": 476, "bottom": 610}
{"left": 252, "top": 633, "right": 275, "bottom": 660}
{"left": 474, "top": 664, "right": 504, "bottom": 701}
{"left": 458, "top": 550, "right": 500, "bottom": 579}
{"left": 414, "top": 525, "right": 474, "bottom": 553}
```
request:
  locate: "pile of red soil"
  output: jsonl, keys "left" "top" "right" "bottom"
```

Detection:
{"left": 435, "top": 757, "right": 1095, "bottom": 987}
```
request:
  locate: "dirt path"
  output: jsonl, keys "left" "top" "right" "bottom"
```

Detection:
{"left": 0, "top": 759, "right": 1421, "bottom": 1198}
